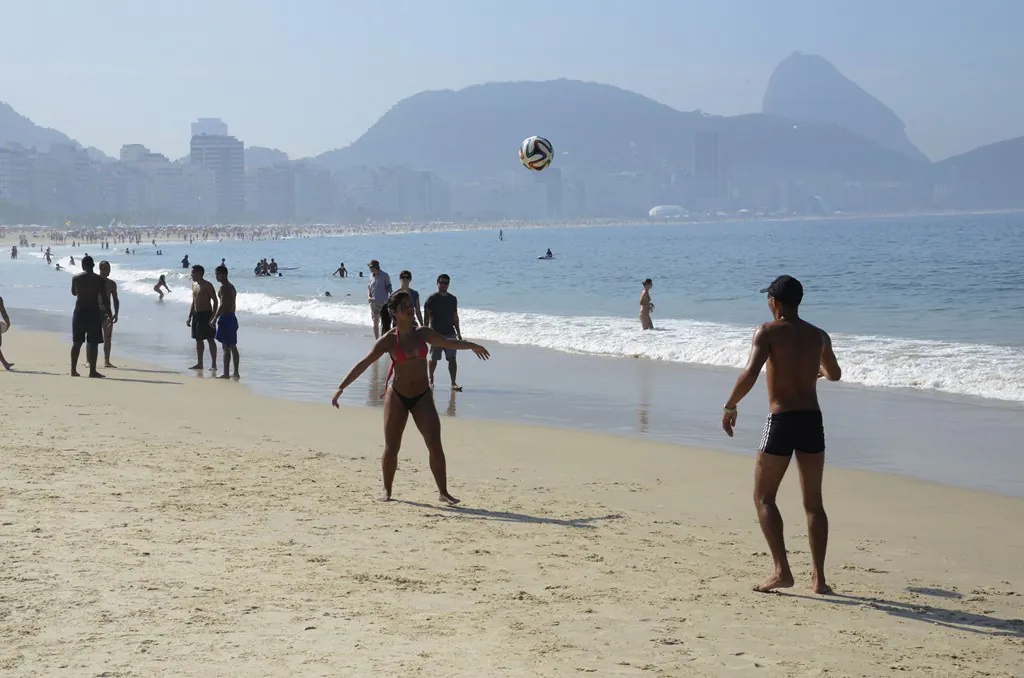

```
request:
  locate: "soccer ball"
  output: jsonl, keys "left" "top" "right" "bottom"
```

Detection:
{"left": 519, "top": 136, "right": 553, "bottom": 171}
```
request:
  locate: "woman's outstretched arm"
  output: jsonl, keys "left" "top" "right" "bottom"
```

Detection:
{"left": 332, "top": 336, "right": 392, "bottom": 406}
{"left": 421, "top": 328, "right": 490, "bottom": 360}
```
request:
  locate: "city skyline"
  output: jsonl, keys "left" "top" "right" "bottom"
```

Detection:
{"left": 1, "top": 0, "right": 1022, "bottom": 162}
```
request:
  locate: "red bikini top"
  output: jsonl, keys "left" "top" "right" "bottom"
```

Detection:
{"left": 382, "top": 331, "right": 428, "bottom": 398}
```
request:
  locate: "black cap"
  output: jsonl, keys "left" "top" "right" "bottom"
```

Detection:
{"left": 760, "top": 275, "right": 803, "bottom": 305}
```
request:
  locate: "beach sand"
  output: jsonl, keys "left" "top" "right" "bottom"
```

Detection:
{"left": 1, "top": 330, "right": 1021, "bottom": 677}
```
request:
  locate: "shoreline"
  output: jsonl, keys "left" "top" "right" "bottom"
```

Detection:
{"left": 8, "top": 308, "right": 1024, "bottom": 499}
{"left": 1, "top": 329, "right": 1022, "bottom": 676}
{"left": 3, "top": 207, "right": 1024, "bottom": 247}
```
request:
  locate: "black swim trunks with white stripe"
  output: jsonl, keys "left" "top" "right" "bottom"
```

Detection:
{"left": 759, "top": 410, "right": 826, "bottom": 457}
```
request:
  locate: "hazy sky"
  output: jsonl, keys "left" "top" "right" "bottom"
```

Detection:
{"left": 2, "top": 0, "right": 1021, "bottom": 161}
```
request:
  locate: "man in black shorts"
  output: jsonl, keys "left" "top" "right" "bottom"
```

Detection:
{"left": 70, "top": 255, "right": 111, "bottom": 378}
{"left": 186, "top": 264, "right": 219, "bottom": 371}
{"left": 720, "top": 275, "right": 842, "bottom": 595}
{"left": 424, "top": 273, "right": 463, "bottom": 391}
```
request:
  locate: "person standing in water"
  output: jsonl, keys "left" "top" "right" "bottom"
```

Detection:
{"left": 0, "top": 295, "right": 13, "bottom": 370}
{"left": 721, "top": 275, "right": 842, "bottom": 595}
{"left": 70, "top": 256, "right": 111, "bottom": 378}
{"left": 331, "top": 290, "right": 490, "bottom": 504}
{"left": 640, "top": 278, "right": 655, "bottom": 330}
{"left": 366, "top": 259, "right": 392, "bottom": 339}
{"left": 424, "top": 273, "right": 463, "bottom": 391}
{"left": 333, "top": 262, "right": 348, "bottom": 278}
{"left": 397, "top": 270, "right": 423, "bottom": 325}
{"left": 210, "top": 264, "right": 240, "bottom": 379}
{"left": 186, "top": 265, "right": 219, "bottom": 372}
{"left": 154, "top": 274, "right": 171, "bottom": 300}
{"left": 98, "top": 261, "right": 120, "bottom": 368}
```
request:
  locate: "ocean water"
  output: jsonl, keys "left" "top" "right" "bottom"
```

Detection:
{"left": 13, "top": 212, "right": 1024, "bottom": 403}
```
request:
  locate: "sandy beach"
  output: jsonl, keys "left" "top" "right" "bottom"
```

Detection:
{"left": 1, "top": 330, "right": 1022, "bottom": 677}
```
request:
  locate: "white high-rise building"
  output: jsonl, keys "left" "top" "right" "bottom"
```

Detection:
{"left": 191, "top": 118, "right": 229, "bottom": 138}
{"left": 190, "top": 133, "right": 245, "bottom": 221}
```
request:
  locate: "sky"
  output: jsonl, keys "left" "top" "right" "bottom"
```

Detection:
{"left": 2, "top": 0, "right": 1022, "bottom": 162}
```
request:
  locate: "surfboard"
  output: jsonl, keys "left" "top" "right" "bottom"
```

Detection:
{"left": 537, "top": 256, "right": 555, "bottom": 260}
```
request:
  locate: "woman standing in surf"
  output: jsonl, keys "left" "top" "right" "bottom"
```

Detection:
{"left": 640, "top": 278, "right": 655, "bottom": 330}
{"left": 331, "top": 290, "right": 490, "bottom": 504}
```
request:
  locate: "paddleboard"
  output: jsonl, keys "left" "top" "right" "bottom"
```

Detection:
{"left": 537, "top": 256, "right": 555, "bottom": 260}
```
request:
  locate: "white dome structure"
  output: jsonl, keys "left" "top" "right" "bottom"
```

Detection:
{"left": 648, "top": 205, "right": 685, "bottom": 218}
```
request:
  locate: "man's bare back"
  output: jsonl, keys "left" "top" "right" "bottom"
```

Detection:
{"left": 761, "top": 318, "right": 838, "bottom": 414}
{"left": 218, "top": 282, "right": 237, "bottom": 314}
{"left": 192, "top": 280, "right": 216, "bottom": 312}
{"left": 72, "top": 271, "right": 108, "bottom": 309}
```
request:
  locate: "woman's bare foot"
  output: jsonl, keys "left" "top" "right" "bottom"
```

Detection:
{"left": 439, "top": 492, "right": 460, "bottom": 506}
{"left": 1, "top": 362, "right": 12, "bottom": 371}
{"left": 451, "top": 384, "right": 463, "bottom": 392}
{"left": 70, "top": 370, "right": 80, "bottom": 377}
{"left": 217, "top": 373, "right": 231, "bottom": 379}
{"left": 377, "top": 490, "right": 392, "bottom": 502}
{"left": 188, "top": 364, "right": 203, "bottom": 370}
{"left": 103, "top": 362, "right": 118, "bottom": 369}
{"left": 753, "top": 571, "right": 794, "bottom": 593}
{"left": 88, "top": 371, "right": 106, "bottom": 379}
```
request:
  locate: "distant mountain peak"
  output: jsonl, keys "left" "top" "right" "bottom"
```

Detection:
{"left": 762, "top": 53, "right": 928, "bottom": 163}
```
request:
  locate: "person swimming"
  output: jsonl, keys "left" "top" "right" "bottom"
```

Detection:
{"left": 331, "top": 289, "right": 490, "bottom": 505}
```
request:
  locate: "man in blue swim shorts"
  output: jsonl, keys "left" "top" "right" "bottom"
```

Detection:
{"left": 211, "top": 264, "right": 240, "bottom": 379}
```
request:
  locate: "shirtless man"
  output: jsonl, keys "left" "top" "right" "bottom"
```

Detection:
{"left": 0, "top": 295, "right": 13, "bottom": 370}
{"left": 186, "top": 264, "right": 218, "bottom": 372}
{"left": 210, "top": 265, "right": 240, "bottom": 379}
{"left": 70, "top": 256, "right": 111, "bottom": 378}
{"left": 721, "top": 275, "right": 842, "bottom": 595}
{"left": 98, "top": 261, "right": 120, "bottom": 368}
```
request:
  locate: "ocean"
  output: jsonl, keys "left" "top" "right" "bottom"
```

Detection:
{"left": 5, "top": 213, "right": 1024, "bottom": 495}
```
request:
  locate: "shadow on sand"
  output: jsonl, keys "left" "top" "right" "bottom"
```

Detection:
{"left": 397, "top": 499, "right": 623, "bottom": 529}
{"left": 782, "top": 591, "right": 1024, "bottom": 638}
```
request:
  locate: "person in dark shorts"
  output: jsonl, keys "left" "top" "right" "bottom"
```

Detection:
{"left": 70, "top": 255, "right": 111, "bottom": 378}
{"left": 211, "top": 264, "right": 240, "bottom": 379}
{"left": 186, "top": 264, "right": 219, "bottom": 372}
{"left": 423, "top": 273, "right": 462, "bottom": 391}
{"left": 721, "top": 275, "right": 842, "bottom": 595}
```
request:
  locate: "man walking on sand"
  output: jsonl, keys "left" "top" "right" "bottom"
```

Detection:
{"left": 186, "top": 264, "right": 219, "bottom": 372}
{"left": 98, "top": 261, "right": 120, "bottom": 368}
{"left": 210, "top": 265, "right": 240, "bottom": 379}
{"left": 367, "top": 259, "right": 392, "bottom": 339}
{"left": 721, "top": 275, "right": 842, "bottom": 595}
{"left": 424, "top": 273, "right": 463, "bottom": 391}
{"left": 70, "top": 255, "right": 111, "bottom": 378}
{"left": 0, "top": 295, "right": 13, "bottom": 370}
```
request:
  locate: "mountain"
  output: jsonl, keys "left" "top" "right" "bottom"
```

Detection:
{"left": 0, "top": 101, "right": 114, "bottom": 160}
{"left": 762, "top": 52, "right": 928, "bottom": 163}
{"left": 314, "top": 79, "right": 922, "bottom": 182}
{"left": 933, "top": 136, "right": 1024, "bottom": 209}
{"left": 245, "top": 146, "right": 289, "bottom": 168}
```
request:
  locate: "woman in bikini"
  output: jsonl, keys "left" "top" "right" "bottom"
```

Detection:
{"left": 331, "top": 290, "right": 490, "bottom": 505}
{"left": 639, "top": 278, "right": 655, "bottom": 330}
{"left": 153, "top": 274, "right": 171, "bottom": 300}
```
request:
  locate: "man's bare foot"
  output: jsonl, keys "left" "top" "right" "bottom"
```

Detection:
{"left": 439, "top": 492, "right": 460, "bottom": 506}
{"left": 451, "top": 384, "right": 463, "bottom": 392}
{"left": 217, "top": 374, "right": 231, "bottom": 379}
{"left": 377, "top": 490, "right": 393, "bottom": 502}
{"left": 103, "top": 362, "right": 117, "bottom": 369}
{"left": 811, "top": 575, "right": 833, "bottom": 595}
{"left": 189, "top": 364, "right": 203, "bottom": 370}
{"left": 232, "top": 373, "right": 240, "bottom": 380}
{"left": 753, "top": 571, "right": 794, "bottom": 593}
{"left": 70, "top": 370, "right": 80, "bottom": 377}
{"left": 88, "top": 371, "right": 106, "bottom": 379}
{"left": 209, "top": 365, "right": 217, "bottom": 372}
{"left": 1, "top": 363, "right": 12, "bottom": 371}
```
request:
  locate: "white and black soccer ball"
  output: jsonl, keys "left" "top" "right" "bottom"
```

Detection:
{"left": 519, "top": 136, "right": 553, "bottom": 171}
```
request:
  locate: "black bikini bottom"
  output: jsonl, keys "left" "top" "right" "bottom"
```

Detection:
{"left": 394, "top": 387, "right": 431, "bottom": 411}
